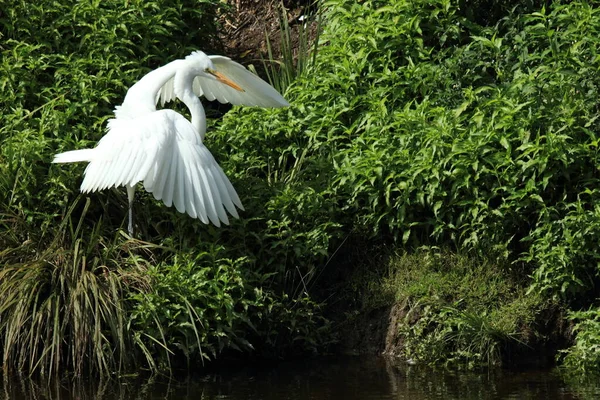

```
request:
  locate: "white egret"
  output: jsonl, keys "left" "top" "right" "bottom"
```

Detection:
{"left": 53, "top": 51, "right": 289, "bottom": 235}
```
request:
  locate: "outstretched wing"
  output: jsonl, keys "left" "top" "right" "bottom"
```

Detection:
{"left": 78, "top": 115, "right": 166, "bottom": 193}
{"left": 143, "top": 115, "right": 244, "bottom": 226}
{"left": 158, "top": 55, "right": 289, "bottom": 108}
{"left": 76, "top": 110, "right": 243, "bottom": 226}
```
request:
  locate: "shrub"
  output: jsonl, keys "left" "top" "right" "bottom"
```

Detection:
{"left": 217, "top": 0, "right": 600, "bottom": 303}
{"left": 129, "top": 249, "right": 332, "bottom": 369}
{"left": 561, "top": 308, "right": 600, "bottom": 376}
{"left": 128, "top": 252, "right": 263, "bottom": 368}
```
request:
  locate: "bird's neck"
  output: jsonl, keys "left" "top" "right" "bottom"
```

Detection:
{"left": 184, "top": 90, "right": 207, "bottom": 140}
{"left": 120, "top": 60, "right": 183, "bottom": 117}
{"left": 174, "top": 71, "right": 207, "bottom": 140}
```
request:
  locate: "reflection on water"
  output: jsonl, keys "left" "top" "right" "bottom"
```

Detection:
{"left": 2, "top": 356, "right": 599, "bottom": 400}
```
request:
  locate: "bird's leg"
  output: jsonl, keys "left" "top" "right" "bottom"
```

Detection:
{"left": 126, "top": 185, "right": 136, "bottom": 236}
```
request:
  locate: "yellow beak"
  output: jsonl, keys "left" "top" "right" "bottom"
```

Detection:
{"left": 207, "top": 69, "right": 245, "bottom": 92}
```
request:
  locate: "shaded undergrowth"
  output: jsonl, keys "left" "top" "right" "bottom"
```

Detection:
{"left": 349, "top": 248, "right": 557, "bottom": 368}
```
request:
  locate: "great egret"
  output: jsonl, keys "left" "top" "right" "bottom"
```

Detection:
{"left": 53, "top": 51, "right": 289, "bottom": 235}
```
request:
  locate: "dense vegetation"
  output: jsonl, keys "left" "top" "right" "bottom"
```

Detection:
{"left": 217, "top": 0, "right": 600, "bottom": 374}
{"left": 1, "top": 0, "right": 600, "bottom": 378}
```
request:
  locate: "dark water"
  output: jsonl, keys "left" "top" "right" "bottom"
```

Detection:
{"left": 2, "top": 356, "right": 599, "bottom": 400}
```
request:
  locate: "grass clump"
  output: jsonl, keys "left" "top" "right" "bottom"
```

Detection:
{"left": 0, "top": 197, "right": 150, "bottom": 376}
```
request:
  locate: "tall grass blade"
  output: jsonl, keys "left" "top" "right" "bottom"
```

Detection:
{"left": 259, "top": 0, "right": 322, "bottom": 94}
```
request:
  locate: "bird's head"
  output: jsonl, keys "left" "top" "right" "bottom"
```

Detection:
{"left": 186, "top": 51, "right": 244, "bottom": 92}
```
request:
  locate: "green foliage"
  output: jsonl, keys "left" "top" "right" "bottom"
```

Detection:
{"left": 129, "top": 252, "right": 262, "bottom": 368}
{"left": 209, "top": 0, "right": 600, "bottom": 372}
{"left": 4, "top": 0, "right": 600, "bottom": 376}
{"left": 457, "top": 0, "right": 549, "bottom": 26}
{"left": 561, "top": 308, "right": 600, "bottom": 376}
{"left": 218, "top": 0, "right": 600, "bottom": 304}
{"left": 129, "top": 249, "right": 332, "bottom": 369}
{"left": 0, "top": 197, "right": 149, "bottom": 376}
{"left": 523, "top": 198, "right": 600, "bottom": 299}
{"left": 329, "top": 0, "right": 600, "bottom": 264}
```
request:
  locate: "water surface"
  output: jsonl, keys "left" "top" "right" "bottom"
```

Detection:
{"left": 3, "top": 356, "right": 599, "bottom": 399}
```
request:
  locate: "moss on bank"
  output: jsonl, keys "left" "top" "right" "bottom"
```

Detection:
{"left": 339, "top": 248, "right": 564, "bottom": 369}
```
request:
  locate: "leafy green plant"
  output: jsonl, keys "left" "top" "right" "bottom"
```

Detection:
{"left": 220, "top": 0, "right": 600, "bottom": 303}
{"left": 523, "top": 197, "right": 600, "bottom": 300}
{"left": 128, "top": 252, "right": 262, "bottom": 369}
{"left": 560, "top": 308, "right": 600, "bottom": 376}
{"left": 128, "top": 249, "right": 333, "bottom": 369}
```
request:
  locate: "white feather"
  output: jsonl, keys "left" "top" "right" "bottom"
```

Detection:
{"left": 54, "top": 110, "right": 243, "bottom": 226}
{"left": 52, "top": 50, "right": 291, "bottom": 232}
{"left": 52, "top": 149, "right": 94, "bottom": 163}
{"left": 157, "top": 54, "right": 289, "bottom": 108}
